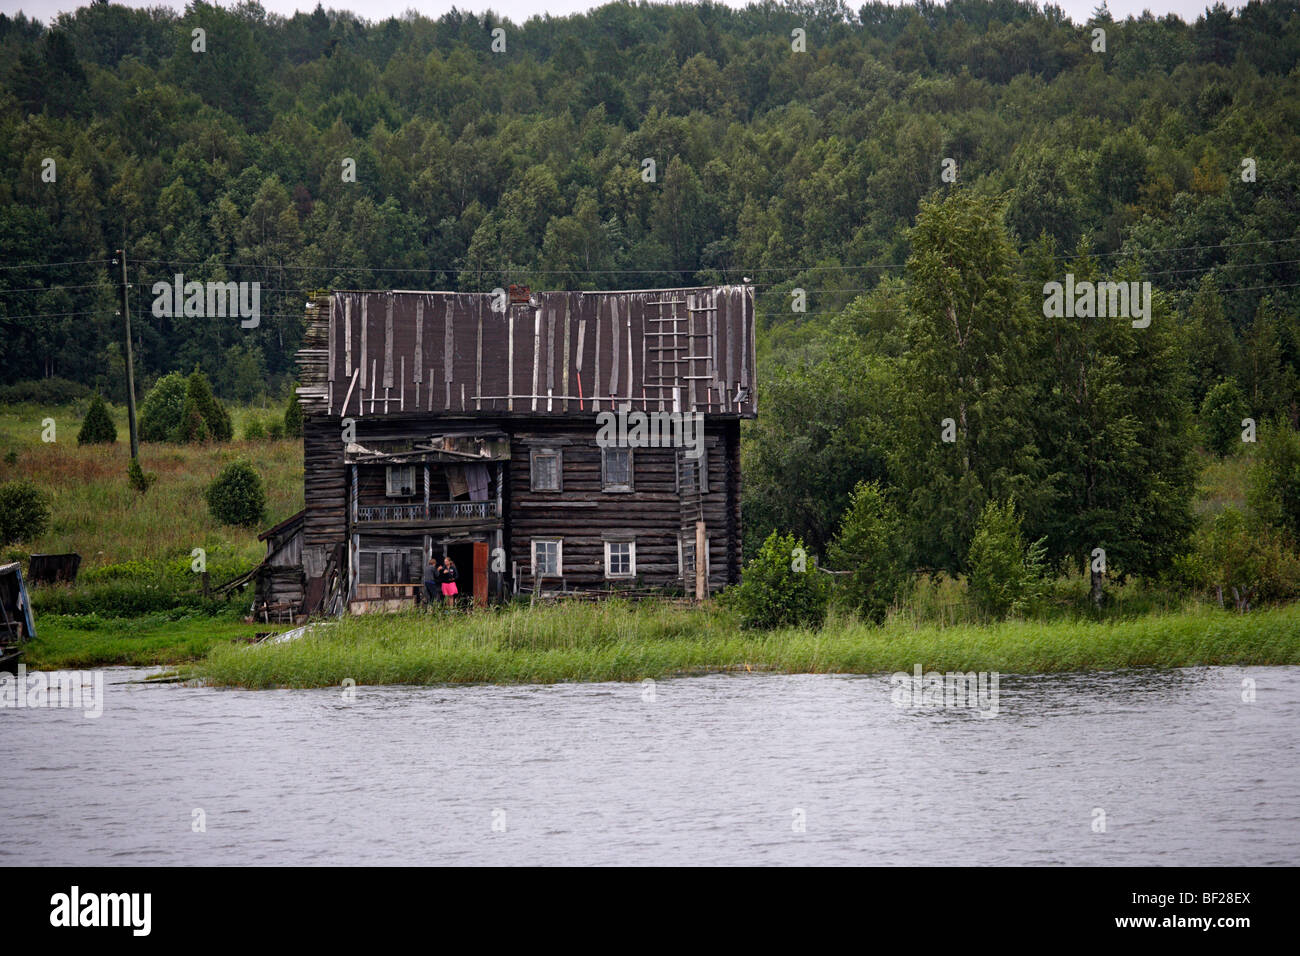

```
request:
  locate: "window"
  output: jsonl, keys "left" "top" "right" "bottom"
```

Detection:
{"left": 602, "top": 448, "right": 633, "bottom": 492}
{"left": 676, "top": 445, "right": 708, "bottom": 495}
{"left": 605, "top": 540, "right": 636, "bottom": 578}
{"left": 386, "top": 464, "right": 417, "bottom": 497}
{"left": 533, "top": 539, "right": 562, "bottom": 577}
{"left": 358, "top": 547, "right": 422, "bottom": 584}
{"left": 530, "top": 448, "right": 562, "bottom": 491}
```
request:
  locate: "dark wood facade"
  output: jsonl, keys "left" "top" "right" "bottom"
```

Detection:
{"left": 291, "top": 286, "right": 755, "bottom": 613}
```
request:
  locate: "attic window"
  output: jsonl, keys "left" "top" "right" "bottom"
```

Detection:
{"left": 386, "top": 464, "right": 416, "bottom": 497}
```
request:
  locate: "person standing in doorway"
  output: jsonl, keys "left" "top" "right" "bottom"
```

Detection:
{"left": 424, "top": 556, "right": 442, "bottom": 608}
{"left": 441, "top": 555, "right": 459, "bottom": 609}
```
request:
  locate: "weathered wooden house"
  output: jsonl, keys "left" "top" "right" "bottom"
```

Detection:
{"left": 283, "top": 285, "right": 756, "bottom": 615}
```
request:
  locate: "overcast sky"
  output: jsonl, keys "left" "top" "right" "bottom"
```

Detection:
{"left": 0, "top": 0, "right": 1251, "bottom": 28}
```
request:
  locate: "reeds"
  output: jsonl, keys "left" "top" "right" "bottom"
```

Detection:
{"left": 197, "top": 600, "right": 1300, "bottom": 688}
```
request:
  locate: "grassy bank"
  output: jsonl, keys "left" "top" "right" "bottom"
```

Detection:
{"left": 0, "top": 400, "right": 303, "bottom": 571}
{"left": 23, "top": 609, "right": 289, "bottom": 670}
{"left": 196, "top": 600, "right": 1300, "bottom": 688}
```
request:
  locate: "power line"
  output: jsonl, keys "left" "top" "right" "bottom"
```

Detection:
{"left": 124, "top": 234, "right": 1300, "bottom": 276}
{"left": 0, "top": 283, "right": 106, "bottom": 297}
{"left": 0, "top": 234, "right": 1295, "bottom": 283}
{"left": 0, "top": 258, "right": 108, "bottom": 271}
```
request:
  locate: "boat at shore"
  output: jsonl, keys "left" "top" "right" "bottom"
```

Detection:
{"left": 0, "top": 561, "right": 36, "bottom": 675}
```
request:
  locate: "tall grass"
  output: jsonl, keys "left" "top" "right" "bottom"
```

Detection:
{"left": 1194, "top": 446, "right": 1255, "bottom": 517}
{"left": 0, "top": 401, "right": 303, "bottom": 572}
{"left": 198, "top": 600, "right": 1300, "bottom": 688}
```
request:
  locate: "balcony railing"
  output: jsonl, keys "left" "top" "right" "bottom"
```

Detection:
{"left": 356, "top": 501, "right": 498, "bottom": 523}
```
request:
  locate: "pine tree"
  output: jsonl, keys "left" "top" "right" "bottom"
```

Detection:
{"left": 284, "top": 392, "right": 303, "bottom": 438}
{"left": 1187, "top": 277, "right": 1239, "bottom": 407}
{"left": 177, "top": 367, "right": 232, "bottom": 443}
{"left": 1242, "top": 298, "right": 1289, "bottom": 423}
{"left": 1200, "top": 379, "right": 1249, "bottom": 457}
{"left": 76, "top": 394, "right": 117, "bottom": 445}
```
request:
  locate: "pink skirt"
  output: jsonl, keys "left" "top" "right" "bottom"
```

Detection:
{"left": 441, "top": 582, "right": 458, "bottom": 597}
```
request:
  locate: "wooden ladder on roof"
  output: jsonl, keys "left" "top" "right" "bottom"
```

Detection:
{"left": 645, "top": 292, "right": 718, "bottom": 413}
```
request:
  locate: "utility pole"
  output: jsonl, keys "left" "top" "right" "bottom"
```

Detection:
{"left": 113, "top": 242, "right": 139, "bottom": 459}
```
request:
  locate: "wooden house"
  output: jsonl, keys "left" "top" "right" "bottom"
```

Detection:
{"left": 285, "top": 285, "right": 756, "bottom": 615}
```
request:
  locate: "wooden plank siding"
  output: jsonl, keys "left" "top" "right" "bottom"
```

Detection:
{"left": 506, "top": 423, "right": 731, "bottom": 590}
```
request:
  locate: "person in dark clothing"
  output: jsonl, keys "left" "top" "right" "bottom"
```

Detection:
{"left": 440, "top": 555, "right": 459, "bottom": 608}
{"left": 424, "top": 557, "right": 442, "bottom": 607}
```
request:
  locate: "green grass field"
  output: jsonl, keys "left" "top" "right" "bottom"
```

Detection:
{"left": 24, "top": 609, "right": 290, "bottom": 670}
{"left": 195, "top": 599, "right": 1300, "bottom": 688}
{"left": 0, "top": 399, "right": 303, "bottom": 573}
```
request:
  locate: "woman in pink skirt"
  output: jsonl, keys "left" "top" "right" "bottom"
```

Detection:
{"left": 440, "top": 556, "right": 459, "bottom": 608}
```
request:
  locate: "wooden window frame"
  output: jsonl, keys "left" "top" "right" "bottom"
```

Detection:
{"left": 357, "top": 546, "right": 423, "bottom": 585}
{"left": 675, "top": 445, "right": 709, "bottom": 495}
{"left": 601, "top": 447, "right": 634, "bottom": 493}
{"left": 604, "top": 540, "right": 636, "bottom": 578}
{"left": 532, "top": 538, "right": 563, "bottom": 577}
{"left": 530, "top": 448, "right": 563, "bottom": 492}
{"left": 386, "top": 464, "right": 417, "bottom": 497}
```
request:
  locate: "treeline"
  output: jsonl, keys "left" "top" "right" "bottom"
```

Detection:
{"left": 2, "top": 0, "right": 1300, "bottom": 400}
{"left": 746, "top": 191, "right": 1300, "bottom": 620}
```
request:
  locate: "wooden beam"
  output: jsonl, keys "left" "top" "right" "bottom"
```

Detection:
{"left": 562, "top": 298, "right": 571, "bottom": 412}
{"left": 383, "top": 294, "right": 394, "bottom": 388}
{"left": 695, "top": 520, "right": 706, "bottom": 602}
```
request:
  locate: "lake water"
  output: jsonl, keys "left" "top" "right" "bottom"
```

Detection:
{"left": 2, "top": 666, "right": 1298, "bottom": 865}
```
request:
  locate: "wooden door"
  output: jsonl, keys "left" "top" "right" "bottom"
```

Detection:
{"left": 473, "top": 541, "right": 489, "bottom": 607}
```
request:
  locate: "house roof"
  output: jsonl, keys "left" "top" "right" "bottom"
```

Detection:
{"left": 295, "top": 286, "right": 757, "bottom": 420}
{"left": 258, "top": 509, "right": 306, "bottom": 542}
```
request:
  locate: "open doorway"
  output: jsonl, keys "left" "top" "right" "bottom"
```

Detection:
{"left": 443, "top": 540, "right": 489, "bottom": 608}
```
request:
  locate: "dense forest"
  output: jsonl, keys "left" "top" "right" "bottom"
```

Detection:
{"left": 3, "top": 0, "right": 1300, "bottom": 593}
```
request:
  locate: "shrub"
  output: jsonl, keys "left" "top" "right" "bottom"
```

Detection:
{"left": 77, "top": 394, "right": 117, "bottom": 445}
{"left": 81, "top": 560, "right": 156, "bottom": 583}
{"left": 0, "top": 377, "right": 89, "bottom": 405}
{"left": 1175, "top": 507, "right": 1300, "bottom": 610}
{"left": 284, "top": 393, "right": 303, "bottom": 438}
{"left": 729, "top": 531, "right": 829, "bottom": 630}
{"left": 966, "top": 499, "right": 1047, "bottom": 620}
{"left": 205, "top": 459, "right": 266, "bottom": 528}
{"left": 827, "top": 480, "right": 906, "bottom": 623}
{"left": 30, "top": 582, "right": 227, "bottom": 617}
{"left": 178, "top": 398, "right": 210, "bottom": 443}
{"left": 0, "top": 480, "right": 52, "bottom": 546}
{"left": 243, "top": 417, "right": 266, "bottom": 441}
{"left": 137, "top": 372, "right": 189, "bottom": 442}
{"left": 127, "top": 457, "right": 157, "bottom": 493}
{"left": 1246, "top": 421, "right": 1300, "bottom": 542}
{"left": 181, "top": 367, "right": 233, "bottom": 442}
{"left": 1200, "top": 379, "right": 1249, "bottom": 457}
{"left": 266, "top": 419, "right": 285, "bottom": 440}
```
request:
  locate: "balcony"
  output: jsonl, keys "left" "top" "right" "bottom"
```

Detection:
{"left": 356, "top": 501, "right": 498, "bottom": 524}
